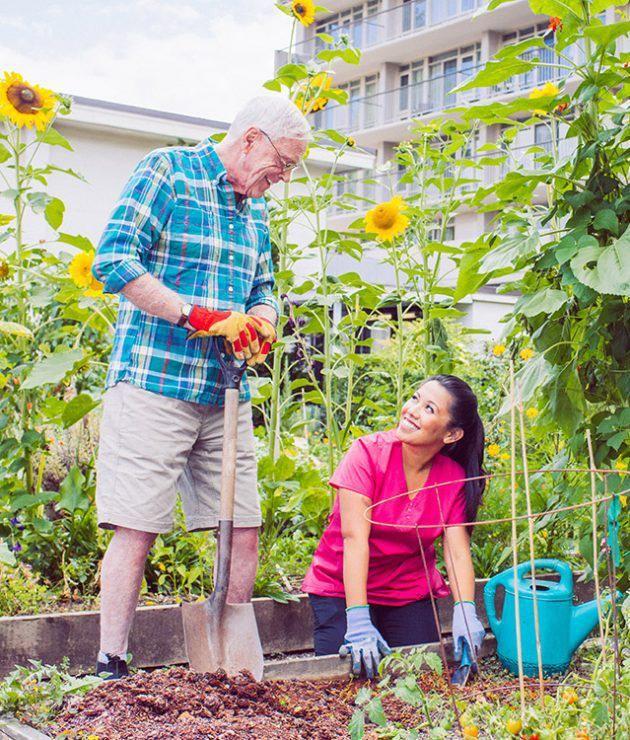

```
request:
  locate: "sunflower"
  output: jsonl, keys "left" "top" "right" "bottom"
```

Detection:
{"left": 492, "top": 344, "right": 506, "bottom": 357}
{"left": 487, "top": 443, "right": 501, "bottom": 458}
{"left": 525, "top": 407, "right": 539, "bottom": 420}
{"left": 84, "top": 276, "right": 104, "bottom": 297}
{"left": 296, "top": 72, "right": 335, "bottom": 115}
{"left": 0, "top": 72, "right": 57, "bottom": 131}
{"left": 519, "top": 347, "right": 534, "bottom": 360}
{"left": 364, "top": 196, "right": 409, "bottom": 242}
{"left": 69, "top": 251, "right": 95, "bottom": 288}
{"left": 528, "top": 82, "right": 560, "bottom": 115}
{"left": 291, "top": 0, "right": 315, "bottom": 27}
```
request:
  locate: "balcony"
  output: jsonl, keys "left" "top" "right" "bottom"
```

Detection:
{"left": 313, "top": 47, "right": 568, "bottom": 139}
{"left": 289, "top": 0, "right": 486, "bottom": 62}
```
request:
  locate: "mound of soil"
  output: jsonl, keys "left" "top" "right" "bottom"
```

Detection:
{"left": 50, "top": 667, "right": 413, "bottom": 739}
{"left": 49, "top": 657, "right": 561, "bottom": 739}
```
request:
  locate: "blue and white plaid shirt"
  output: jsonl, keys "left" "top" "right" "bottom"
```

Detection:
{"left": 93, "top": 139, "right": 278, "bottom": 406}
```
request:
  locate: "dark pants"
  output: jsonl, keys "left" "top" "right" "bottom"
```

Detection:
{"left": 308, "top": 594, "right": 440, "bottom": 656}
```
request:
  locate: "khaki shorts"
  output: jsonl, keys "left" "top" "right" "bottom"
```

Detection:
{"left": 96, "top": 382, "right": 261, "bottom": 533}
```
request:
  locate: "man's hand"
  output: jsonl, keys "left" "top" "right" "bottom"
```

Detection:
{"left": 187, "top": 306, "right": 260, "bottom": 359}
{"left": 246, "top": 316, "right": 277, "bottom": 365}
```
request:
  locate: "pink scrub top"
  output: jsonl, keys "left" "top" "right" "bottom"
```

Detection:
{"left": 302, "top": 430, "right": 467, "bottom": 606}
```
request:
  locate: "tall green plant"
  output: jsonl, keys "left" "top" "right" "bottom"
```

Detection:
{"left": 454, "top": 0, "right": 629, "bottom": 466}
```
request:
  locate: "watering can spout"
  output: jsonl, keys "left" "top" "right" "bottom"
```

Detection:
{"left": 569, "top": 600, "right": 602, "bottom": 654}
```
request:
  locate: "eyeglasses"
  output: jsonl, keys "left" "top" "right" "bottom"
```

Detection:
{"left": 259, "top": 129, "right": 298, "bottom": 173}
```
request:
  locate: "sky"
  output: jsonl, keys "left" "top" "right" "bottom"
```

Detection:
{"left": 0, "top": 0, "right": 289, "bottom": 124}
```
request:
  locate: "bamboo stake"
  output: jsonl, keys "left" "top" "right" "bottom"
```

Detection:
{"left": 509, "top": 363, "right": 526, "bottom": 719}
{"left": 516, "top": 383, "right": 544, "bottom": 701}
{"left": 585, "top": 429, "right": 605, "bottom": 645}
{"left": 603, "top": 475, "right": 620, "bottom": 738}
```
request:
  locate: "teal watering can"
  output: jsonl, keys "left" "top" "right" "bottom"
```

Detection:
{"left": 484, "top": 559, "right": 604, "bottom": 677}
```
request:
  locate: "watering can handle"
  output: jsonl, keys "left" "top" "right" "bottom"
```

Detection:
{"left": 516, "top": 559, "right": 573, "bottom": 591}
{"left": 483, "top": 573, "right": 506, "bottom": 638}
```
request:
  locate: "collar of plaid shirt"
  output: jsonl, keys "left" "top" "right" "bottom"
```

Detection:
{"left": 94, "top": 139, "right": 278, "bottom": 406}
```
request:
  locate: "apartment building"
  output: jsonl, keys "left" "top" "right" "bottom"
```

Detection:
{"left": 285, "top": 0, "right": 623, "bottom": 336}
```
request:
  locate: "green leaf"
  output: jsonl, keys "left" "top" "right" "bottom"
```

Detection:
{"left": 480, "top": 229, "right": 540, "bottom": 272}
{"left": 583, "top": 20, "right": 630, "bottom": 48}
{"left": 44, "top": 197, "right": 65, "bottom": 230}
{"left": 0, "top": 540, "right": 16, "bottom": 566}
{"left": 570, "top": 230, "right": 630, "bottom": 297}
{"left": 519, "top": 288, "right": 568, "bottom": 317}
{"left": 57, "top": 232, "right": 94, "bottom": 251}
{"left": 348, "top": 709, "right": 365, "bottom": 740}
{"left": 499, "top": 353, "right": 553, "bottom": 416}
{"left": 57, "top": 465, "right": 88, "bottom": 513}
{"left": 366, "top": 697, "right": 387, "bottom": 726}
{"left": 0, "top": 321, "right": 34, "bottom": 340}
{"left": 0, "top": 143, "right": 10, "bottom": 164}
{"left": 62, "top": 393, "right": 100, "bottom": 428}
{"left": 22, "top": 349, "right": 84, "bottom": 390}
{"left": 494, "top": 37, "right": 549, "bottom": 61}
{"left": 592, "top": 209, "right": 619, "bottom": 235}
{"left": 37, "top": 127, "right": 73, "bottom": 151}
{"left": 453, "top": 58, "right": 535, "bottom": 93}
{"left": 529, "top": 0, "right": 584, "bottom": 20}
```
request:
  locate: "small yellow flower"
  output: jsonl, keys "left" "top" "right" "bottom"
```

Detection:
{"left": 0, "top": 71, "right": 57, "bottom": 131}
{"left": 68, "top": 251, "right": 95, "bottom": 288}
{"left": 562, "top": 688, "right": 578, "bottom": 705}
{"left": 84, "top": 275, "right": 104, "bottom": 298}
{"left": 529, "top": 82, "right": 560, "bottom": 115}
{"left": 158, "top": 562, "right": 166, "bottom": 571}
{"left": 526, "top": 407, "right": 539, "bottom": 420}
{"left": 620, "top": 495, "right": 627, "bottom": 507}
{"left": 291, "top": 0, "right": 316, "bottom": 26}
{"left": 487, "top": 443, "right": 501, "bottom": 458}
{"left": 519, "top": 347, "right": 534, "bottom": 361}
{"left": 614, "top": 459, "right": 627, "bottom": 471}
{"left": 0, "top": 259, "right": 9, "bottom": 281}
{"left": 346, "top": 136, "right": 356, "bottom": 148}
{"left": 296, "top": 72, "right": 336, "bottom": 114}
{"left": 500, "top": 452, "right": 510, "bottom": 461}
{"left": 492, "top": 344, "right": 506, "bottom": 357}
{"left": 365, "top": 196, "right": 409, "bottom": 242}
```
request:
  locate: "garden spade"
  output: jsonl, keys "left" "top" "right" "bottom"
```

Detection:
{"left": 451, "top": 639, "right": 477, "bottom": 687}
{"left": 182, "top": 339, "right": 264, "bottom": 681}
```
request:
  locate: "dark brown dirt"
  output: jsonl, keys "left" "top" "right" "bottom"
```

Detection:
{"left": 50, "top": 667, "right": 409, "bottom": 739}
{"left": 48, "top": 657, "right": 571, "bottom": 739}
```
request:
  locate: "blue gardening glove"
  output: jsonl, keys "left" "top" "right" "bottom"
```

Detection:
{"left": 339, "top": 605, "right": 391, "bottom": 678}
{"left": 452, "top": 601, "right": 485, "bottom": 661}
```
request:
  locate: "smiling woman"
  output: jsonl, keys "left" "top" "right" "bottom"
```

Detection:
{"left": 302, "top": 375, "right": 487, "bottom": 677}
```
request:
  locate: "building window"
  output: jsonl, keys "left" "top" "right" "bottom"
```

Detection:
{"left": 315, "top": 1, "right": 383, "bottom": 50}
{"left": 428, "top": 220, "right": 455, "bottom": 242}
{"left": 402, "top": 0, "right": 426, "bottom": 32}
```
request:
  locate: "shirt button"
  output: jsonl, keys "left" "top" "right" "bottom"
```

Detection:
{"left": 228, "top": 223, "right": 234, "bottom": 231}
{"left": 229, "top": 254, "right": 234, "bottom": 261}
{"left": 228, "top": 286, "right": 234, "bottom": 293}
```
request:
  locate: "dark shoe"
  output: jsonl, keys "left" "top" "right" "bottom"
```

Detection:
{"left": 96, "top": 653, "right": 129, "bottom": 680}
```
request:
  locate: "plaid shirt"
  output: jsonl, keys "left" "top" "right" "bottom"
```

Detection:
{"left": 93, "top": 139, "right": 278, "bottom": 406}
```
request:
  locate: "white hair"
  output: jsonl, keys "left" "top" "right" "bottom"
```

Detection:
{"left": 226, "top": 94, "right": 312, "bottom": 143}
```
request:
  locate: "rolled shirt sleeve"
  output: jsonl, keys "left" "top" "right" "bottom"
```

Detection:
{"left": 329, "top": 438, "right": 376, "bottom": 499}
{"left": 245, "top": 219, "right": 279, "bottom": 315}
{"left": 93, "top": 153, "right": 175, "bottom": 294}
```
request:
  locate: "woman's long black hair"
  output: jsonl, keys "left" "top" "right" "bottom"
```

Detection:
{"left": 423, "top": 374, "right": 486, "bottom": 524}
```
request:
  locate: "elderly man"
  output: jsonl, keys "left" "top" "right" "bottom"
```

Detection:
{"left": 92, "top": 95, "right": 310, "bottom": 678}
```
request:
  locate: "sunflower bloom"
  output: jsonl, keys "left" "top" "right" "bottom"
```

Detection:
{"left": 365, "top": 196, "right": 409, "bottom": 242}
{"left": 84, "top": 275, "right": 104, "bottom": 298}
{"left": 519, "top": 347, "right": 534, "bottom": 361}
{"left": 291, "top": 0, "right": 316, "bottom": 26}
{"left": 529, "top": 82, "right": 560, "bottom": 115}
{"left": 69, "top": 251, "right": 95, "bottom": 288}
{"left": 296, "top": 72, "right": 335, "bottom": 114}
{"left": 487, "top": 443, "right": 501, "bottom": 458}
{"left": 492, "top": 344, "right": 506, "bottom": 357}
{"left": 0, "top": 71, "right": 57, "bottom": 131}
{"left": 614, "top": 459, "right": 628, "bottom": 471}
{"left": 525, "top": 407, "right": 539, "bottom": 420}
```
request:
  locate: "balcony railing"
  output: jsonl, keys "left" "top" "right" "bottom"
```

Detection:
{"left": 288, "top": 0, "right": 485, "bottom": 60}
{"left": 313, "top": 51, "right": 570, "bottom": 134}
{"left": 330, "top": 136, "right": 577, "bottom": 216}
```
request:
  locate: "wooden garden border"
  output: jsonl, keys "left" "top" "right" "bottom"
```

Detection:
{"left": 0, "top": 579, "right": 595, "bottom": 678}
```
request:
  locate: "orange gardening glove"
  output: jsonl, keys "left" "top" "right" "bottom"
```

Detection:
{"left": 244, "top": 316, "right": 277, "bottom": 366}
{"left": 187, "top": 306, "right": 260, "bottom": 359}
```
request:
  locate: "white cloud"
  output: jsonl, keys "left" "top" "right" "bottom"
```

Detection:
{"left": 0, "top": 1, "right": 289, "bottom": 121}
